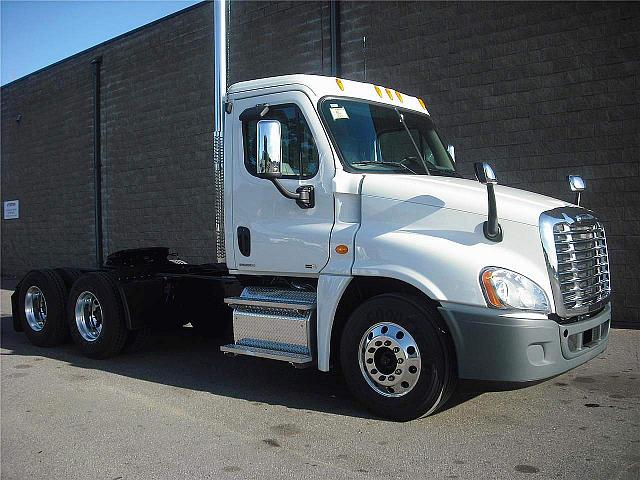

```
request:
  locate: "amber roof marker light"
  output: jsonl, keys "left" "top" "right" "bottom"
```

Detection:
{"left": 336, "top": 78, "right": 345, "bottom": 91}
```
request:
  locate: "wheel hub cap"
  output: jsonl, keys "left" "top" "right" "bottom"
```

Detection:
{"left": 359, "top": 322, "right": 421, "bottom": 397}
{"left": 24, "top": 286, "right": 47, "bottom": 332}
{"left": 75, "top": 291, "right": 103, "bottom": 342}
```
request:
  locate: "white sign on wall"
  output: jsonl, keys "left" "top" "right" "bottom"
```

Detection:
{"left": 3, "top": 200, "right": 19, "bottom": 219}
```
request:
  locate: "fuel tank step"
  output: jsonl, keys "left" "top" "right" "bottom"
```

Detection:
{"left": 220, "top": 287, "right": 316, "bottom": 364}
{"left": 220, "top": 344, "right": 312, "bottom": 365}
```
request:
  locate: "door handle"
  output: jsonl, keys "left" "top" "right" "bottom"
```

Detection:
{"left": 237, "top": 226, "right": 251, "bottom": 257}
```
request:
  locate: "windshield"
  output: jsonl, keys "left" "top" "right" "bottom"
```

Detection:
{"left": 320, "top": 99, "right": 456, "bottom": 176}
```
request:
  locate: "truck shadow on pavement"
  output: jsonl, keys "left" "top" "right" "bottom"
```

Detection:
{"left": 1, "top": 314, "right": 488, "bottom": 420}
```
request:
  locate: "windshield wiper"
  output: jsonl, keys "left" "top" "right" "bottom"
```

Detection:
{"left": 352, "top": 161, "right": 418, "bottom": 174}
{"left": 396, "top": 109, "right": 430, "bottom": 176}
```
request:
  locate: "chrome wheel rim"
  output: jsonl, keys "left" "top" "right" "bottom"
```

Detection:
{"left": 75, "top": 291, "right": 103, "bottom": 342}
{"left": 24, "top": 286, "right": 47, "bottom": 332}
{"left": 358, "top": 322, "right": 421, "bottom": 397}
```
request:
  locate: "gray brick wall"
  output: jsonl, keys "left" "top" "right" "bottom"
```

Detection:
{"left": 1, "top": 55, "right": 96, "bottom": 273}
{"left": 99, "top": 3, "right": 216, "bottom": 264}
{"left": 1, "top": 2, "right": 218, "bottom": 274}
{"left": 2, "top": 1, "right": 638, "bottom": 326}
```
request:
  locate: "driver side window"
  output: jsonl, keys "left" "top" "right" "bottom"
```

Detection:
{"left": 242, "top": 104, "right": 319, "bottom": 179}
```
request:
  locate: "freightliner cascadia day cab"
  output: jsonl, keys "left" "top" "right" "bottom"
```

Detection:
{"left": 11, "top": 1, "right": 612, "bottom": 421}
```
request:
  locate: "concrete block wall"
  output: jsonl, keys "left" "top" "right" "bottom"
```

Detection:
{"left": 1, "top": 54, "right": 96, "bottom": 273}
{"left": 99, "top": 3, "right": 216, "bottom": 263}
{"left": 1, "top": 2, "right": 218, "bottom": 274}
{"left": 2, "top": 1, "right": 638, "bottom": 326}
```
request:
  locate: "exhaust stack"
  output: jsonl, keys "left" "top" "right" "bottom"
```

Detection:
{"left": 213, "top": 0, "right": 227, "bottom": 263}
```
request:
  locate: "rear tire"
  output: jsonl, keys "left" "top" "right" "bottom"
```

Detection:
{"left": 17, "top": 269, "right": 68, "bottom": 347}
{"left": 54, "top": 267, "right": 82, "bottom": 292}
{"left": 340, "top": 293, "right": 457, "bottom": 421}
{"left": 67, "top": 272, "right": 128, "bottom": 359}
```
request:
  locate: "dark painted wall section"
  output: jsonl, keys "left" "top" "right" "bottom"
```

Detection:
{"left": 1, "top": 55, "right": 96, "bottom": 273}
{"left": 1, "top": 3, "right": 218, "bottom": 272}
{"left": 2, "top": 1, "right": 639, "bottom": 325}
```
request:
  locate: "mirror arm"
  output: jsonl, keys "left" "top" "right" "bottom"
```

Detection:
{"left": 269, "top": 178, "right": 315, "bottom": 209}
{"left": 483, "top": 183, "right": 502, "bottom": 242}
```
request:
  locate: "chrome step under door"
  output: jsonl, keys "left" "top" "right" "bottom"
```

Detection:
{"left": 220, "top": 287, "right": 316, "bottom": 365}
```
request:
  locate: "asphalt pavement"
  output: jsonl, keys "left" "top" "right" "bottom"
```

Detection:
{"left": 1, "top": 283, "right": 639, "bottom": 479}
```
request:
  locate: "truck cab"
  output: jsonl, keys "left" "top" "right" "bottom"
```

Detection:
{"left": 216, "top": 74, "right": 611, "bottom": 418}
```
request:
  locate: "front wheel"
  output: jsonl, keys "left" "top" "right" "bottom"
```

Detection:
{"left": 340, "top": 293, "right": 457, "bottom": 421}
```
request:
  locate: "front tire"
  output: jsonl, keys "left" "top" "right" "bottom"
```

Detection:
{"left": 67, "top": 272, "right": 128, "bottom": 359}
{"left": 340, "top": 293, "right": 457, "bottom": 421}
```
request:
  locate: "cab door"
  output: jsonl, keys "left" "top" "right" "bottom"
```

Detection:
{"left": 230, "top": 91, "right": 335, "bottom": 275}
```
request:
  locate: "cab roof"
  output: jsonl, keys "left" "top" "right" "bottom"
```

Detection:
{"left": 227, "top": 74, "right": 430, "bottom": 115}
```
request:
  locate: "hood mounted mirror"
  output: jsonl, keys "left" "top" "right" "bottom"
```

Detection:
{"left": 474, "top": 162, "right": 502, "bottom": 242}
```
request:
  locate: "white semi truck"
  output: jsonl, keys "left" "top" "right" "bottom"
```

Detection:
{"left": 11, "top": 1, "right": 612, "bottom": 420}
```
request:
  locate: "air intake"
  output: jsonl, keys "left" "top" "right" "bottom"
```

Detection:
{"left": 213, "top": 0, "right": 227, "bottom": 263}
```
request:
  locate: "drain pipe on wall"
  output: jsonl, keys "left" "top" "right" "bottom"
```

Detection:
{"left": 91, "top": 56, "right": 104, "bottom": 269}
{"left": 330, "top": 0, "right": 340, "bottom": 77}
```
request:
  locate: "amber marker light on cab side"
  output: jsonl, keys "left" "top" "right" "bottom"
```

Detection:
{"left": 335, "top": 245, "right": 349, "bottom": 255}
{"left": 481, "top": 270, "right": 503, "bottom": 308}
{"left": 336, "top": 78, "right": 345, "bottom": 91}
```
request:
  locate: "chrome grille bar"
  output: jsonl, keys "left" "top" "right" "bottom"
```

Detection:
{"left": 539, "top": 207, "right": 612, "bottom": 318}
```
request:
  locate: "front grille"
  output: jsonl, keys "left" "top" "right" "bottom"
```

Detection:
{"left": 539, "top": 207, "right": 612, "bottom": 319}
{"left": 554, "top": 222, "right": 611, "bottom": 310}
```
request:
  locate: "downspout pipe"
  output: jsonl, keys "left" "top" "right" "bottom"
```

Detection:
{"left": 213, "top": 0, "right": 227, "bottom": 263}
{"left": 91, "top": 56, "right": 103, "bottom": 269}
{"left": 330, "top": 0, "right": 339, "bottom": 77}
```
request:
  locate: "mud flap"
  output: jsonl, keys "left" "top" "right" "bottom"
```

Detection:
{"left": 11, "top": 285, "right": 23, "bottom": 332}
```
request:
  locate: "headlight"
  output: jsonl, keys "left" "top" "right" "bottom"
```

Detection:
{"left": 480, "top": 267, "right": 550, "bottom": 313}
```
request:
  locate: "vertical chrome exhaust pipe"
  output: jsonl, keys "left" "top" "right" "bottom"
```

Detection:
{"left": 213, "top": 0, "right": 227, "bottom": 263}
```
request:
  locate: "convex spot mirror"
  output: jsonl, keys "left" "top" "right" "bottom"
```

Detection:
{"left": 474, "top": 162, "right": 498, "bottom": 185}
{"left": 567, "top": 174, "right": 585, "bottom": 206}
{"left": 567, "top": 175, "right": 585, "bottom": 192}
{"left": 256, "top": 119, "right": 283, "bottom": 179}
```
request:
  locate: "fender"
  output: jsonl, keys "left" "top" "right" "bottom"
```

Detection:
{"left": 317, "top": 274, "right": 352, "bottom": 371}
{"left": 316, "top": 270, "right": 445, "bottom": 372}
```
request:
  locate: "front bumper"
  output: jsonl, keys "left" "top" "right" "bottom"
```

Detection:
{"left": 438, "top": 302, "right": 611, "bottom": 382}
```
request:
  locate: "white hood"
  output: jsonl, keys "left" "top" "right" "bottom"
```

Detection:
{"left": 361, "top": 175, "right": 570, "bottom": 226}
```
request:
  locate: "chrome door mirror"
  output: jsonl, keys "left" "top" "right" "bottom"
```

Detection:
{"left": 256, "top": 120, "right": 282, "bottom": 178}
{"left": 567, "top": 175, "right": 585, "bottom": 206}
{"left": 474, "top": 162, "right": 497, "bottom": 185}
{"left": 446, "top": 144, "right": 456, "bottom": 163}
